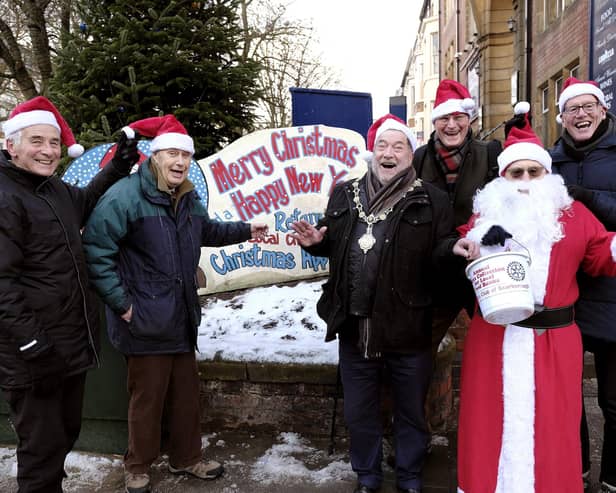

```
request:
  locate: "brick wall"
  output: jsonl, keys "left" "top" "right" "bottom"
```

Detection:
{"left": 198, "top": 335, "right": 457, "bottom": 438}
{"left": 532, "top": 0, "right": 590, "bottom": 145}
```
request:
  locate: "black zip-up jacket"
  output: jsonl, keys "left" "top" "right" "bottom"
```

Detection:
{"left": 0, "top": 150, "right": 130, "bottom": 389}
{"left": 305, "top": 176, "right": 461, "bottom": 353}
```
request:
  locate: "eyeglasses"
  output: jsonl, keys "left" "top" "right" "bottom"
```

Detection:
{"left": 562, "top": 102, "right": 600, "bottom": 115}
{"left": 505, "top": 165, "right": 546, "bottom": 179}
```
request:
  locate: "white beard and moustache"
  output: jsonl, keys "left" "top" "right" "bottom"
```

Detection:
{"left": 467, "top": 173, "right": 573, "bottom": 304}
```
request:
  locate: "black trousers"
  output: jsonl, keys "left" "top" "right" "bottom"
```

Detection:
{"left": 581, "top": 335, "right": 616, "bottom": 486}
{"left": 3, "top": 372, "right": 87, "bottom": 493}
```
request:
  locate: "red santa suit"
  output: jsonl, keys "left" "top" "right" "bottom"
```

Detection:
{"left": 457, "top": 174, "right": 616, "bottom": 493}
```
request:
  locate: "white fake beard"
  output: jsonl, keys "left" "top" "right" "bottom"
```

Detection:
{"left": 469, "top": 174, "right": 573, "bottom": 304}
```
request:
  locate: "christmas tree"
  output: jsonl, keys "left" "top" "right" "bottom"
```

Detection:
{"left": 51, "top": 0, "right": 261, "bottom": 157}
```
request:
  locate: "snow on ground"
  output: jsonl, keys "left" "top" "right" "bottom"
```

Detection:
{"left": 197, "top": 279, "right": 338, "bottom": 364}
{"left": 0, "top": 446, "right": 122, "bottom": 487}
{"left": 0, "top": 432, "right": 356, "bottom": 489}
{"left": 250, "top": 433, "right": 353, "bottom": 485}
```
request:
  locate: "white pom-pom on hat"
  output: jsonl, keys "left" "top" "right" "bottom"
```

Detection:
{"left": 462, "top": 98, "right": 476, "bottom": 112}
{"left": 514, "top": 101, "right": 530, "bottom": 115}
{"left": 68, "top": 143, "right": 85, "bottom": 158}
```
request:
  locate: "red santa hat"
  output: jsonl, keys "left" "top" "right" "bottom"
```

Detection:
{"left": 122, "top": 115, "right": 194, "bottom": 155}
{"left": 1, "top": 96, "right": 84, "bottom": 158}
{"left": 557, "top": 77, "right": 606, "bottom": 124}
{"left": 361, "top": 113, "right": 418, "bottom": 161}
{"left": 431, "top": 79, "right": 476, "bottom": 122}
{"left": 497, "top": 101, "right": 552, "bottom": 175}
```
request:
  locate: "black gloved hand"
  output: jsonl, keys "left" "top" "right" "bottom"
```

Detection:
{"left": 567, "top": 185, "right": 594, "bottom": 206}
{"left": 111, "top": 131, "right": 140, "bottom": 172}
{"left": 481, "top": 225, "right": 512, "bottom": 246}
{"left": 24, "top": 345, "right": 67, "bottom": 398}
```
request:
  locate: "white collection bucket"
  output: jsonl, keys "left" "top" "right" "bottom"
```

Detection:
{"left": 465, "top": 251, "right": 534, "bottom": 325}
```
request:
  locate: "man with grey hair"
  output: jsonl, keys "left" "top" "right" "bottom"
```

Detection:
{"left": 0, "top": 96, "right": 138, "bottom": 492}
{"left": 291, "top": 114, "right": 459, "bottom": 493}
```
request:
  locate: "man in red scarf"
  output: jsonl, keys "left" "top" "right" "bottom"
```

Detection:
{"left": 412, "top": 79, "right": 502, "bottom": 354}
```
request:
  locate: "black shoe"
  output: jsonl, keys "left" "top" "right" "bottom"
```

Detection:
{"left": 353, "top": 484, "right": 378, "bottom": 493}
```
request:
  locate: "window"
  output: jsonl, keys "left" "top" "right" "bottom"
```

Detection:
{"left": 570, "top": 65, "right": 579, "bottom": 78}
{"left": 417, "top": 63, "right": 424, "bottom": 98}
{"left": 554, "top": 77, "right": 563, "bottom": 108}
{"left": 542, "top": 87, "right": 549, "bottom": 113}
{"left": 431, "top": 32, "right": 439, "bottom": 75}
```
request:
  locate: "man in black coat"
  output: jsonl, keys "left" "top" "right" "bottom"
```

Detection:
{"left": 412, "top": 79, "right": 501, "bottom": 354}
{"left": 0, "top": 96, "right": 139, "bottom": 492}
{"left": 291, "top": 115, "right": 460, "bottom": 493}
{"left": 550, "top": 77, "right": 616, "bottom": 493}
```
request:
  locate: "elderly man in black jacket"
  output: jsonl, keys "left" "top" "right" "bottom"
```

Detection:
{"left": 291, "top": 114, "right": 459, "bottom": 493}
{"left": 0, "top": 96, "right": 138, "bottom": 492}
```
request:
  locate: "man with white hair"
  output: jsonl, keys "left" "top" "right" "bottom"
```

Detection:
{"left": 453, "top": 103, "right": 616, "bottom": 493}
{"left": 550, "top": 77, "right": 616, "bottom": 492}
{"left": 291, "top": 114, "right": 460, "bottom": 493}
{"left": 0, "top": 96, "right": 138, "bottom": 492}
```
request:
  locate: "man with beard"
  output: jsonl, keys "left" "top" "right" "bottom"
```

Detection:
{"left": 291, "top": 115, "right": 460, "bottom": 493}
{"left": 452, "top": 103, "right": 616, "bottom": 493}
{"left": 413, "top": 79, "right": 501, "bottom": 353}
{"left": 549, "top": 77, "right": 616, "bottom": 493}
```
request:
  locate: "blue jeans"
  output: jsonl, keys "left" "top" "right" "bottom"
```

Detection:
{"left": 339, "top": 337, "right": 433, "bottom": 490}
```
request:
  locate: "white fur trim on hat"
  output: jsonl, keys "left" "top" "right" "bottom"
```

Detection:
{"left": 2, "top": 110, "right": 60, "bottom": 137}
{"left": 374, "top": 118, "right": 418, "bottom": 151}
{"left": 497, "top": 142, "right": 552, "bottom": 175}
{"left": 431, "top": 98, "right": 475, "bottom": 122}
{"left": 150, "top": 132, "right": 194, "bottom": 154}
{"left": 558, "top": 83, "right": 606, "bottom": 113}
{"left": 121, "top": 126, "right": 135, "bottom": 139}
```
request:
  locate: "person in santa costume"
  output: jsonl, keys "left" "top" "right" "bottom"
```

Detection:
{"left": 452, "top": 102, "right": 616, "bottom": 493}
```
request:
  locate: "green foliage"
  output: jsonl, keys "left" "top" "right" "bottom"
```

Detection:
{"left": 50, "top": 0, "right": 261, "bottom": 158}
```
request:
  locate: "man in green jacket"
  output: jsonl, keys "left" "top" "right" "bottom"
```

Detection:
{"left": 83, "top": 115, "right": 268, "bottom": 493}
